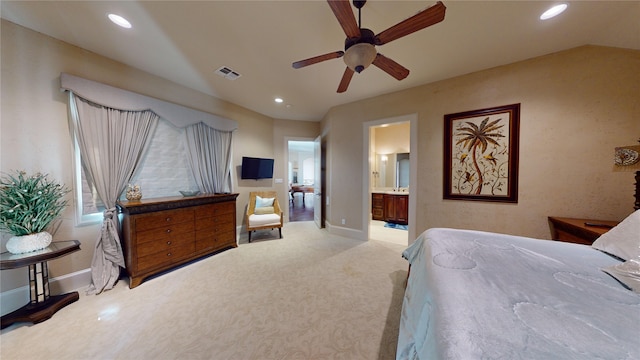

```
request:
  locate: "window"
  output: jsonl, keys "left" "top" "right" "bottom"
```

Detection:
{"left": 72, "top": 119, "right": 197, "bottom": 225}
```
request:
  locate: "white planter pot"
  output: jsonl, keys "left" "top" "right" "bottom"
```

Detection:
{"left": 6, "top": 231, "right": 53, "bottom": 254}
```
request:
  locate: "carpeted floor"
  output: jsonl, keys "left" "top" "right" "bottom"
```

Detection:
{"left": 1, "top": 221, "right": 409, "bottom": 360}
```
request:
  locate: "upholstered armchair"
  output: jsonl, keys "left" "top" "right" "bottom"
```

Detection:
{"left": 246, "top": 191, "right": 283, "bottom": 242}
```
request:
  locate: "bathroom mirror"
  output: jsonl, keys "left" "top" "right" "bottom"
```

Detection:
{"left": 397, "top": 153, "right": 409, "bottom": 188}
{"left": 374, "top": 152, "right": 409, "bottom": 188}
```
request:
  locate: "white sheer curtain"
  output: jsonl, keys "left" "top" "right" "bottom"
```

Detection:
{"left": 67, "top": 92, "right": 159, "bottom": 294}
{"left": 184, "top": 122, "right": 233, "bottom": 193}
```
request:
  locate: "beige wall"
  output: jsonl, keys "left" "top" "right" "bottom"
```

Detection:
{"left": 374, "top": 122, "right": 410, "bottom": 156}
{"left": 323, "top": 45, "right": 640, "bottom": 240}
{"left": 0, "top": 20, "right": 318, "bottom": 295}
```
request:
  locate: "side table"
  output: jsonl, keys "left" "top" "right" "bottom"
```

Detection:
{"left": 1, "top": 240, "right": 81, "bottom": 329}
{"left": 548, "top": 217, "right": 619, "bottom": 245}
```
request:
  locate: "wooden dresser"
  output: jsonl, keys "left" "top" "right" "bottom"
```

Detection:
{"left": 548, "top": 216, "right": 619, "bottom": 245}
{"left": 117, "top": 193, "right": 238, "bottom": 288}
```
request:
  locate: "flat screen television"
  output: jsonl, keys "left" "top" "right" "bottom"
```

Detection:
{"left": 241, "top": 156, "right": 274, "bottom": 179}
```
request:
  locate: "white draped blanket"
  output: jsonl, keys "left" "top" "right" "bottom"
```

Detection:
{"left": 397, "top": 228, "right": 640, "bottom": 360}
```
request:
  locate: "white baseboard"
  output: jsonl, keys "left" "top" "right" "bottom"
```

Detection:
{"left": 0, "top": 287, "right": 29, "bottom": 317}
{"left": 1, "top": 268, "right": 91, "bottom": 316}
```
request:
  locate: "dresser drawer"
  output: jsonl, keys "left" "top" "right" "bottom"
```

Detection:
{"left": 135, "top": 221, "right": 195, "bottom": 244}
{"left": 196, "top": 229, "right": 235, "bottom": 252}
{"left": 195, "top": 212, "right": 235, "bottom": 231}
{"left": 137, "top": 242, "right": 196, "bottom": 272}
{"left": 137, "top": 231, "right": 195, "bottom": 258}
{"left": 135, "top": 209, "right": 194, "bottom": 232}
{"left": 195, "top": 202, "right": 235, "bottom": 219}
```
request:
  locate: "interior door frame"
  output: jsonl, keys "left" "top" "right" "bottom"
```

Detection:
{"left": 313, "top": 135, "right": 323, "bottom": 228}
{"left": 285, "top": 136, "right": 316, "bottom": 222}
{"left": 362, "top": 114, "right": 418, "bottom": 243}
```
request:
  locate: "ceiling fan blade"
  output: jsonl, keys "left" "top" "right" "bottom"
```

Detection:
{"left": 372, "top": 53, "right": 410, "bottom": 80}
{"left": 327, "top": 0, "right": 361, "bottom": 39}
{"left": 374, "top": 1, "right": 446, "bottom": 45}
{"left": 337, "top": 67, "right": 355, "bottom": 93}
{"left": 292, "top": 51, "right": 344, "bottom": 69}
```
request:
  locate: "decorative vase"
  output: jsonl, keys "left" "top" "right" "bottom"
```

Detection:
{"left": 126, "top": 184, "right": 142, "bottom": 201}
{"left": 6, "top": 231, "right": 53, "bottom": 254}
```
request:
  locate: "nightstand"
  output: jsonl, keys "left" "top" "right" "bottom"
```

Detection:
{"left": 1, "top": 240, "right": 81, "bottom": 329}
{"left": 548, "top": 217, "right": 619, "bottom": 245}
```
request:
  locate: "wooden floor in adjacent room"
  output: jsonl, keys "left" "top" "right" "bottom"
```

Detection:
{"left": 289, "top": 192, "right": 314, "bottom": 222}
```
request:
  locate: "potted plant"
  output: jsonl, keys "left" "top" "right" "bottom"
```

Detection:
{"left": 0, "top": 170, "right": 69, "bottom": 254}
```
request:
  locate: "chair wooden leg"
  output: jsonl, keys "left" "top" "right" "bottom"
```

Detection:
{"left": 248, "top": 231, "right": 252, "bottom": 243}
{"left": 279, "top": 228, "right": 282, "bottom": 238}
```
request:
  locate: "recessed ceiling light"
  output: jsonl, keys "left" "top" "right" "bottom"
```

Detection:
{"left": 108, "top": 14, "right": 132, "bottom": 29}
{"left": 275, "top": 98, "right": 284, "bottom": 103}
{"left": 540, "top": 4, "right": 568, "bottom": 20}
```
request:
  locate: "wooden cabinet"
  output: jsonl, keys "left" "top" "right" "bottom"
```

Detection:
{"left": 372, "top": 193, "right": 408, "bottom": 225}
{"left": 371, "top": 193, "right": 385, "bottom": 221}
{"left": 385, "top": 194, "right": 408, "bottom": 225}
{"left": 118, "top": 193, "right": 238, "bottom": 288}
{"left": 547, "top": 216, "right": 618, "bottom": 245}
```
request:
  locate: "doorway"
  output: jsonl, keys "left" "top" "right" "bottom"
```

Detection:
{"left": 288, "top": 140, "right": 315, "bottom": 222}
{"left": 363, "top": 114, "right": 418, "bottom": 246}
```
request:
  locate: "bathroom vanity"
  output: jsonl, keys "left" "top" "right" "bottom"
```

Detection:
{"left": 372, "top": 192, "right": 408, "bottom": 225}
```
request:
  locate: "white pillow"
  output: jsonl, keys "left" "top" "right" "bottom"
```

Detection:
{"left": 255, "top": 196, "right": 275, "bottom": 208}
{"left": 602, "top": 258, "right": 640, "bottom": 293}
{"left": 592, "top": 210, "right": 640, "bottom": 261}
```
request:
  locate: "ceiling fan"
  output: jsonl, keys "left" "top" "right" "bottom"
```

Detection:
{"left": 292, "top": 0, "right": 446, "bottom": 93}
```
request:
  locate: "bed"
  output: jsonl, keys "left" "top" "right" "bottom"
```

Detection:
{"left": 397, "top": 211, "right": 640, "bottom": 360}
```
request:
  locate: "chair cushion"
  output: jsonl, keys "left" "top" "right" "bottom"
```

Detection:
{"left": 254, "top": 206, "right": 274, "bottom": 215}
{"left": 249, "top": 213, "right": 281, "bottom": 227}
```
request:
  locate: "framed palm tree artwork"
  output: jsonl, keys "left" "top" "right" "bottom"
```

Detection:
{"left": 443, "top": 103, "right": 520, "bottom": 203}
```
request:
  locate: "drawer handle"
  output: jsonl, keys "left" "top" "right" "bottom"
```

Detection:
{"left": 165, "top": 217, "right": 171, "bottom": 222}
{"left": 166, "top": 229, "right": 171, "bottom": 234}
{"left": 167, "top": 253, "right": 172, "bottom": 257}
{"left": 166, "top": 241, "right": 171, "bottom": 245}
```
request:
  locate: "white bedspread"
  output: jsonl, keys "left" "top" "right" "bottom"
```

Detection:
{"left": 397, "top": 228, "right": 640, "bottom": 360}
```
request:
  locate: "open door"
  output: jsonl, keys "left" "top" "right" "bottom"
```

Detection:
{"left": 313, "top": 135, "right": 323, "bottom": 228}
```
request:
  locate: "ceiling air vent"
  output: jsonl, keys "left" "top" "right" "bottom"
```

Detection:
{"left": 215, "top": 66, "right": 241, "bottom": 80}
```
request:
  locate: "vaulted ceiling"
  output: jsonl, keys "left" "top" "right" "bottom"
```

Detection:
{"left": 2, "top": 1, "right": 638, "bottom": 121}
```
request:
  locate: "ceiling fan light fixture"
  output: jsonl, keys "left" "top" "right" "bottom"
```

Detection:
{"left": 343, "top": 43, "right": 377, "bottom": 73}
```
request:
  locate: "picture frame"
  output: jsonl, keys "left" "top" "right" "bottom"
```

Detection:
{"left": 443, "top": 103, "right": 520, "bottom": 203}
